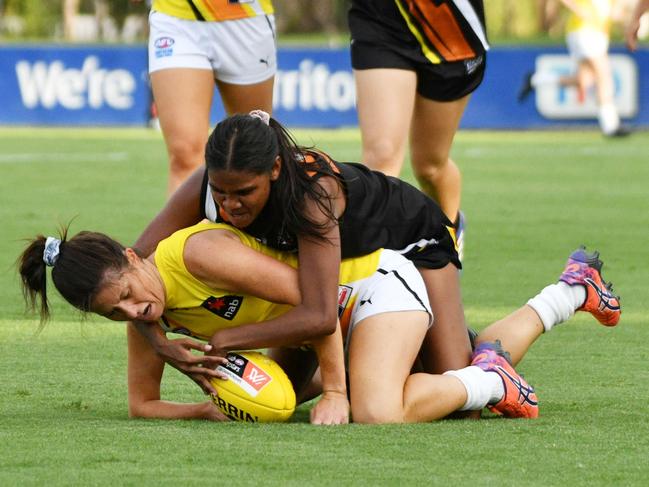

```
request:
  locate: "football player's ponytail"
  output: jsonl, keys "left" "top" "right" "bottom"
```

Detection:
{"left": 18, "top": 227, "right": 129, "bottom": 326}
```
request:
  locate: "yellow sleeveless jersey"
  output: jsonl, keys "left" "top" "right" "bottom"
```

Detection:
{"left": 154, "top": 221, "right": 381, "bottom": 341}
{"left": 152, "top": 0, "right": 274, "bottom": 22}
{"left": 566, "top": 0, "right": 612, "bottom": 34}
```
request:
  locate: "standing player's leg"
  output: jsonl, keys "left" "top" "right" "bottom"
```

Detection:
{"left": 151, "top": 68, "right": 215, "bottom": 195}
{"left": 574, "top": 61, "right": 596, "bottom": 104}
{"left": 216, "top": 77, "right": 274, "bottom": 115}
{"left": 354, "top": 68, "right": 417, "bottom": 177}
{"left": 409, "top": 94, "right": 469, "bottom": 222}
{"left": 588, "top": 55, "right": 625, "bottom": 136}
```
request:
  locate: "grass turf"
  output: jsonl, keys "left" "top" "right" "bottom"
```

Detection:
{"left": 1, "top": 127, "right": 648, "bottom": 486}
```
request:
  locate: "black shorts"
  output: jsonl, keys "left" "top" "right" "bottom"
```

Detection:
{"left": 349, "top": 7, "right": 486, "bottom": 102}
{"left": 400, "top": 226, "right": 462, "bottom": 271}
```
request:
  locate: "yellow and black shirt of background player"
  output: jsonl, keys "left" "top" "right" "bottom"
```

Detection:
{"left": 152, "top": 0, "right": 273, "bottom": 22}
{"left": 350, "top": 0, "right": 488, "bottom": 64}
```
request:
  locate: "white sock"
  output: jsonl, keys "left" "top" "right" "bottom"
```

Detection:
{"left": 527, "top": 282, "right": 587, "bottom": 332}
{"left": 444, "top": 366, "right": 505, "bottom": 410}
{"left": 531, "top": 71, "right": 560, "bottom": 87}
{"left": 598, "top": 103, "right": 620, "bottom": 134}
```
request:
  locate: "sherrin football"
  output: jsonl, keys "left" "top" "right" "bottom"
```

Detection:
{"left": 210, "top": 351, "right": 296, "bottom": 423}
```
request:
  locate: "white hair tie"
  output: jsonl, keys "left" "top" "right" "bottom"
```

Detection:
{"left": 249, "top": 109, "right": 270, "bottom": 126}
{"left": 43, "top": 236, "right": 61, "bottom": 267}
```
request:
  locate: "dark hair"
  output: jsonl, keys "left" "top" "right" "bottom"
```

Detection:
{"left": 18, "top": 226, "right": 128, "bottom": 325}
{"left": 205, "top": 113, "right": 341, "bottom": 241}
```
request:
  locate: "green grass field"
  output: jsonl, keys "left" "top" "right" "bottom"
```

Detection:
{"left": 1, "top": 127, "right": 648, "bottom": 486}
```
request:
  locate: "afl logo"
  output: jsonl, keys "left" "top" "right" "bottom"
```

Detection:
{"left": 155, "top": 37, "right": 175, "bottom": 49}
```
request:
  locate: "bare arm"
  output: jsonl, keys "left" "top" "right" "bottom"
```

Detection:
{"left": 132, "top": 166, "right": 205, "bottom": 256}
{"left": 183, "top": 229, "right": 301, "bottom": 305}
{"left": 201, "top": 178, "right": 349, "bottom": 424}
{"left": 626, "top": 0, "right": 649, "bottom": 51}
{"left": 309, "top": 320, "right": 349, "bottom": 425}
{"left": 207, "top": 176, "right": 345, "bottom": 350}
{"left": 126, "top": 323, "right": 228, "bottom": 421}
{"left": 130, "top": 318, "right": 227, "bottom": 395}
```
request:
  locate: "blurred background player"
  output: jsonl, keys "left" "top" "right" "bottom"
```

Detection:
{"left": 348, "top": 0, "right": 489, "bottom": 262}
{"left": 519, "top": 0, "right": 630, "bottom": 137}
{"left": 145, "top": 0, "right": 276, "bottom": 194}
{"left": 625, "top": 0, "right": 649, "bottom": 50}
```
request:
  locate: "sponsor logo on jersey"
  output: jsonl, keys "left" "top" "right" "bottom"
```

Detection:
{"left": 337, "top": 285, "right": 353, "bottom": 317}
{"left": 154, "top": 37, "right": 175, "bottom": 58}
{"left": 201, "top": 295, "right": 243, "bottom": 320}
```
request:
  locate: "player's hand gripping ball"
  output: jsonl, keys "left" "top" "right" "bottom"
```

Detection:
{"left": 210, "top": 351, "right": 296, "bottom": 423}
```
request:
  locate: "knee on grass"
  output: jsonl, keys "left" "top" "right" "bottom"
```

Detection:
{"left": 351, "top": 402, "right": 405, "bottom": 424}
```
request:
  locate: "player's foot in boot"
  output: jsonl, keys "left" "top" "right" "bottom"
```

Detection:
{"left": 471, "top": 342, "right": 539, "bottom": 419}
{"left": 559, "top": 246, "right": 621, "bottom": 326}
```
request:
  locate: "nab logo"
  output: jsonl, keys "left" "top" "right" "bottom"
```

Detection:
{"left": 201, "top": 295, "right": 243, "bottom": 320}
{"left": 243, "top": 362, "right": 271, "bottom": 392}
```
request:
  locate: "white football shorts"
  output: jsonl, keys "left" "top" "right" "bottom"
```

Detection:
{"left": 566, "top": 29, "right": 609, "bottom": 61}
{"left": 343, "top": 249, "right": 432, "bottom": 349}
{"left": 148, "top": 10, "right": 277, "bottom": 84}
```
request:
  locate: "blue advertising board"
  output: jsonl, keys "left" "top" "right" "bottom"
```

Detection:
{"left": 0, "top": 45, "right": 149, "bottom": 125}
{"left": 464, "top": 46, "right": 649, "bottom": 129}
{"left": 0, "top": 45, "right": 647, "bottom": 128}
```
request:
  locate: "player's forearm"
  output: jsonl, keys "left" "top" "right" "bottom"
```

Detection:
{"left": 210, "top": 304, "right": 338, "bottom": 352}
{"left": 129, "top": 399, "right": 219, "bottom": 420}
{"left": 310, "top": 321, "right": 347, "bottom": 396}
{"left": 633, "top": 0, "right": 649, "bottom": 21}
{"left": 131, "top": 320, "right": 168, "bottom": 350}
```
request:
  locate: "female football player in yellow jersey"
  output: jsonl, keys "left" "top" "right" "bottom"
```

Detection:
{"left": 19, "top": 222, "right": 620, "bottom": 423}
{"left": 142, "top": 0, "right": 276, "bottom": 194}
